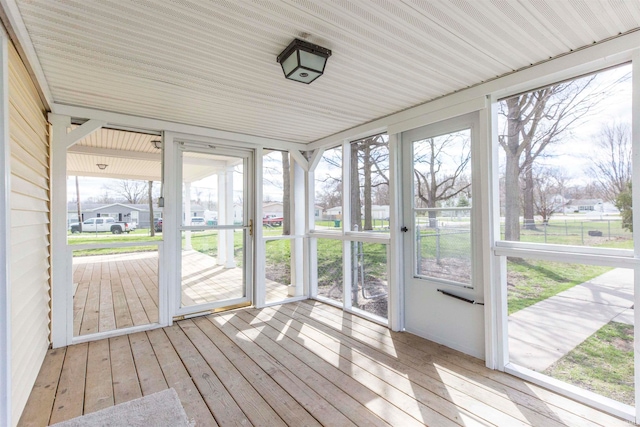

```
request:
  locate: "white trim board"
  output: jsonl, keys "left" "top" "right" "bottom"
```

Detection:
{"left": 0, "top": 25, "right": 11, "bottom": 427}
{"left": 52, "top": 104, "right": 306, "bottom": 152}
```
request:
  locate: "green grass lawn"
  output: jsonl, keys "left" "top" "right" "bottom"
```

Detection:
{"left": 68, "top": 228, "right": 163, "bottom": 255}
{"left": 506, "top": 236, "right": 632, "bottom": 314}
{"left": 544, "top": 321, "right": 634, "bottom": 405}
{"left": 506, "top": 259, "right": 612, "bottom": 314}
{"left": 68, "top": 221, "right": 631, "bottom": 316}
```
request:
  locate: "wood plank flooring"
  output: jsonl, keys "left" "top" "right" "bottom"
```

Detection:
{"left": 72, "top": 251, "right": 289, "bottom": 336}
{"left": 18, "top": 300, "right": 630, "bottom": 426}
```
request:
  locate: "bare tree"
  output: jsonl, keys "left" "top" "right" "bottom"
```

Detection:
{"left": 500, "top": 71, "right": 629, "bottom": 240}
{"left": 588, "top": 122, "right": 632, "bottom": 203}
{"left": 500, "top": 79, "right": 596, "bottom": 237}
{"left": 531, "top": 167, "right": 566, "bottom": 224}
{"left": 413, "top": 132, "right": 471, "bottom": 227}
{"left": 351, "top": 135, "right": 389, "bottom": 230}
{"left": 104, "top": 179, "right": 148, "bottom": 204}
{"left": 316, "top": 178, "right": 342, "bottom": 210}
{"left": 315, "top": 147, "right": 343, "bottom": 211}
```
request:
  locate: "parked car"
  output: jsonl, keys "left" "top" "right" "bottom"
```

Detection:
{"left": 154, "top": 218, "right": 162, "bottom": 232}
{"left": 190, "top": 216, "right": 205, "bottom": 231}
{"left": 190, "top": 217, "right": 205, "bottom": 226}
{"left": 69, "top": 217, "right": 134, "bottom": 234}
{"left": 263, "top": 215, "right": 283, "bottom": 227}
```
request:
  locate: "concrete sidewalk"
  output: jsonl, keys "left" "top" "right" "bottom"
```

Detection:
{"left": 508, "top": 268, "right": 634, "bottom": 372}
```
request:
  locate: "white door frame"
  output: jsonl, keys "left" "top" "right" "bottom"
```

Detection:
{"left": 172, "top": 140, "right": 254, "bottom": 317}
{"left": 401, "top": 111, "right": 486, "bottom": 359}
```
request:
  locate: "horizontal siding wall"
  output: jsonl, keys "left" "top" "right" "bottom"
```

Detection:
{"left": 8, "top": 41, "right": 50, "bottom": 427}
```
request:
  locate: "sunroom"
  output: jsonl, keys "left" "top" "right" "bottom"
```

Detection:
{"left": 3, "top": 1, "right": 640, "bottom": 426}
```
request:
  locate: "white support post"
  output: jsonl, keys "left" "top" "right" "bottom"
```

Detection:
{"left": 254, "top": 148, "right": 265, "bottom": 308}
{"left": 183, "top": 182, "right": 192, "bottom": 250}
{"left": 307, "top": 152, "right": 320, "bottom": 298}
{"left": 0, "top": 27, "right": 10, "bottom": 427}
{"left": 49, "top": 112, "right": 105, "bottom": 348}
{"left": 483, "top": 99, "right": 504, "bottom": 369}
{"left": 225, "top": 166, "right": 235, "bottom": 268}
{"left": 387, "top": 133, "right": 403, "bottom": 332}
{"left": 49, "top": 114, "right": 72, "bottom": 348}
{"left": 217, "top": 171, "right": 227, "bottom": 266}
{"left": 303, "top": 154, "right": 312, "bottom": 298}
{"left": 163, "top": 132, "right": 179, "bottom": 316}
{"left": 342, "top": 141, "right": 352, "bottom": 310}
{"left": 290, "top": 157, "right": 305, "bottom": 296}
{"left": 632, "top": 50, "right": 640, "bottom": 423}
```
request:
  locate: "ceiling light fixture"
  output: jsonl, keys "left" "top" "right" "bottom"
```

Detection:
{"left": 276, "top": 38, "right": 331, "bottom": 84}
{"left": 96, "top": 163, "right": 108, "bottom": 170}
{"left": 151, "top": 139, "right": 162, "bottom": 149}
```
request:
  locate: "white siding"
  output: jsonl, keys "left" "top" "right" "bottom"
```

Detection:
{"left": 9, "top": 42, "right": 49, "bottom": 426}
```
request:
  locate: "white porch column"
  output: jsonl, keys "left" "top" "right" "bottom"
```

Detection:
{"left": 290, "top": 158, "right": 305, "bottom": 296}
{"left": 217, "top": 171, "right": 227, "bottom": 266}
{"left": 184, "top": 181, "right": 192, "bottom": 250}
{"left": 50, "top": 114, "right": 105, "bottom": 349}
{"left": 225, "top": 166, "right": 235, "bottom": 269}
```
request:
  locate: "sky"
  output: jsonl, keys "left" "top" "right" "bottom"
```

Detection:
{"left": 497, "top": 63, "right": 632, "bottom": 186}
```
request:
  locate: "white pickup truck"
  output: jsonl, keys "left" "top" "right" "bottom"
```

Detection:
{"left": 69, "top": 217, "right": 134, "bottom": 234}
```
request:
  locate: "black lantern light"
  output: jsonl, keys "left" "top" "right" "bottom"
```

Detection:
{"left": 277, "top": 39, "right": 332, "bottom": 84}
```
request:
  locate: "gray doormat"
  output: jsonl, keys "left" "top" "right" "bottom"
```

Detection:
{"left": 51, "top": 388, "right": 195, "bottom": 427}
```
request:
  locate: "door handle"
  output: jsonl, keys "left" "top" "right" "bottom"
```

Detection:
{"left": 249, "top": 219, "right": 253, "bottom": 237}
{"left": 401, "top": 226, "right": 408, "bottom": 232}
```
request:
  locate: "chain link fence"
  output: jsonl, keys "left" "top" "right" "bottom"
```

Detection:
{"left": 503, "top": 218, "right": 632, "bottom": 246}
{"left": 416, "top": 223, "right": 472, "bottom": 285}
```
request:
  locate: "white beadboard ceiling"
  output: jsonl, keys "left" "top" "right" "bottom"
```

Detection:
{"left": 68, "top": 127, "right": 239, "bottom": 181}
{"left": 13, "top": 0, "right": 640, "bottom": 144}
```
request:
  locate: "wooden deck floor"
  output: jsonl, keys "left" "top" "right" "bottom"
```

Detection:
{"left": 73, "top": 251, "right": 288, "bottom": 336}
{"left": 20, "top": 300, "right": 628, "bottom": 427}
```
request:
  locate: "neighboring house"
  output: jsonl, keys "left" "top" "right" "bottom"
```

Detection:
{"left": 371, "top": 205, "right": 390, "bottom": 220}
{"left": 324, "top": 206, "right": 343, "bottom": 219}
{"left": 263, "top": 202, "right": 283, "bottom": 217}
{"left": 183, "top": 203, "right": 206, "bottom": 221}
{"left": 323, "top": 205, "right": 388, "bottom": 220}
{"left": 264, "top": 202, "right": 324, "bottom": 220}
{"left": 565, "top": 199, "right": 604, "bottom": 213}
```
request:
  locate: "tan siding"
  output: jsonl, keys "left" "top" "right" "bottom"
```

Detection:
{"left": 10, "top": 159, "right": 48, "bottom": 189}
{"left": 8, "top": 41, "right": 50, "bottom": 427}
{"left": 10, "top": 223, "right": 48, "bottom": 246}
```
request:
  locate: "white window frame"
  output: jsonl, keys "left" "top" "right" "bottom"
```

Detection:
{"left": 309, "top": 137, "right": 393, "bottom": 327}
{"left": 255, "top": 149, "right": 309, "bottom": 309}
{"left": 489, "top": 57, "right": 640, "bottom": 422}
{"left": 401, "top": 117, "right": 476, "bottom": 290}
